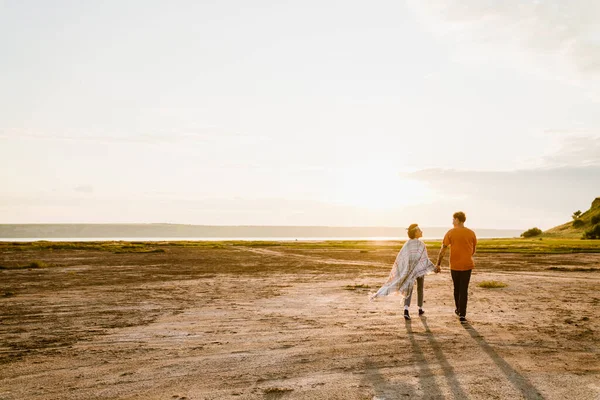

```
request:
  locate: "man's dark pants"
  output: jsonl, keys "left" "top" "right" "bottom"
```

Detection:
{"left": 451, "top": 269, "right": 472, "bottom": 317}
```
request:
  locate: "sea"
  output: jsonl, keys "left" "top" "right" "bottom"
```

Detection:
{"left": 0, "top": 224, "right": 523, "bottom": 242}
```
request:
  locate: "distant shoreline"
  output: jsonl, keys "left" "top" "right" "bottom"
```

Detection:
{"left": 0, "top": 235, "right": 518, "bottom": 243}
{"left": 0, "top": 224, "right": 523, "bottom": 241}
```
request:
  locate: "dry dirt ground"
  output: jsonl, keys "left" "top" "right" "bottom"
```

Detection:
{"left": 1, "top": 243, "right": 599, "bottom": 400}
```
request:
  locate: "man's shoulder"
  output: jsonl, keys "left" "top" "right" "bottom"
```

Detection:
{"left": 442, "top": 229, "right": 453, "bottom": 245}
{"left": 452, "top": 227, "right": 476, "bottom": 238}
{"left": 445, "top": 228, "right": 460, "bottom": 236}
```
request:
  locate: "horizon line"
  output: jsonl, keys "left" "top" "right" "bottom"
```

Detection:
{"left": 0, "top": 222, "right": 526, "bottom": 230}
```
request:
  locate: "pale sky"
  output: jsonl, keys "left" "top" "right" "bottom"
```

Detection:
{"left": 1, "top": 0, "right": 599, "bottom": 229}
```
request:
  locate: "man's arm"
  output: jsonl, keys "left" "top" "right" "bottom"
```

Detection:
{"left": 435, "top": 245, "right": 448, "bottom": 272}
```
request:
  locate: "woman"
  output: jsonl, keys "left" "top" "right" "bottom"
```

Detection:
{"left": 370, "top": 224, "right": 438, "bottom": 320}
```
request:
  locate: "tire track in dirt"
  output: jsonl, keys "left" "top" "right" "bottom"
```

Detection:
{"left": 236, "top": 247, "right": 600, "bottom": 282}
{"left": 235, "top": 247, "right": 389, "bottom": 268}
{"left": 485, "top": 271, "right": 600, "bottom": 282}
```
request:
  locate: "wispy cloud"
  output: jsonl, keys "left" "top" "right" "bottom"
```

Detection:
{"left": 0, "top": 128, "right": 266, "bottom": 145}
{"left": 73, "top": 185, "right": 94, "bottom": 194}
{"left": 0, "top": 193, "right": 371, "bottom": 226}
{"left": 408, "top": 0, "right": 600, "bottom": 80}
{"left": 405, "top": 165, "right": 600, "bottom": 212}
{"left": 541, "top": 134, "right": 600, "bottom": 167}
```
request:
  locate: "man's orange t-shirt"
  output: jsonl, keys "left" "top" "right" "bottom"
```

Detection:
{"left": 443, "top": 227, "right": 477, "bottom": 271}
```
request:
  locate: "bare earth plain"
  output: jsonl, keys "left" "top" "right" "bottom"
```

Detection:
{"left": 1, "top": 240, "right": 599, "bottom": 400}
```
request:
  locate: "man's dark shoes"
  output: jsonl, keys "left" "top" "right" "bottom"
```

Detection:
{"left": 404, "top": 310, "right": 411, "bottom": 320}
{"left": 459, "top": 316, "right": 467, "bottom": 323}
{"left": 454, "top": 309, "right": 459, "bottom": 316}
{"left": 418, "top": 309, "right": 425, "bottom": 316}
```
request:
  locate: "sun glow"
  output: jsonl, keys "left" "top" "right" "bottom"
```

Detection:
{"left": 330, "top": 167, "right": 434, "bottom": 211}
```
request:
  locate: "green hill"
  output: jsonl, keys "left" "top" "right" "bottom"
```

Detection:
{"left": 545, "top": 197, "right": 600, "bottom": 238}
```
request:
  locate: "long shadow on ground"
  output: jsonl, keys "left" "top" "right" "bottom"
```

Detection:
{"left": 417, "top": 317, "right": 469, "bottom": 399}
{"left": 461, "top": 322, "right": 544, "bottom": 399}
{"left": 404, "top": 319, "right": 445, "bottom": 399}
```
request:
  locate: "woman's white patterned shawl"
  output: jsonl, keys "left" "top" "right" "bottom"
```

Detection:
{"left": 370, "top": 239, "right": 436, "bottom": 300}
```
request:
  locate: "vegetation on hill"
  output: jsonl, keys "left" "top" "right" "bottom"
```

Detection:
{"left": 584, "top": 224, "right": 600, "bottom": 239}
{"left": 521, "top": 227, "right": 542, "bottom": 238}
{"left": 545, "top": 197, "right": 600, "bottom": 239}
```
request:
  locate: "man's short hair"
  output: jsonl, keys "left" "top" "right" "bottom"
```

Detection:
{"left": 453, "top": 211, "right": 466, "bottom": 223}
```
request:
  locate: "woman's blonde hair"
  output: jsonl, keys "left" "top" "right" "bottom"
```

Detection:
{"left": 407, "top": 223, "right": 420, "bottom": 239}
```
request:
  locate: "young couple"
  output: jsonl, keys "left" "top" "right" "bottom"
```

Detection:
{"left": 370, "top": 211, "right": 477, "bottom": 323}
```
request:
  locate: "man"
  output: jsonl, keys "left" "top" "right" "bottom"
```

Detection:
{"left": 436, "top": 211, "right": 477, "bottom": 323}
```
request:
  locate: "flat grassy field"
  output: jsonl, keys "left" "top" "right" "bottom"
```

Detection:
{"left": 3, "top": 237, "right": 599, "bottom": 254}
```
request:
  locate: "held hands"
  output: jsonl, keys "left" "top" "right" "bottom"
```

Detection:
{"left": 434, "top": 265, "right": 441, "bottom": 274}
